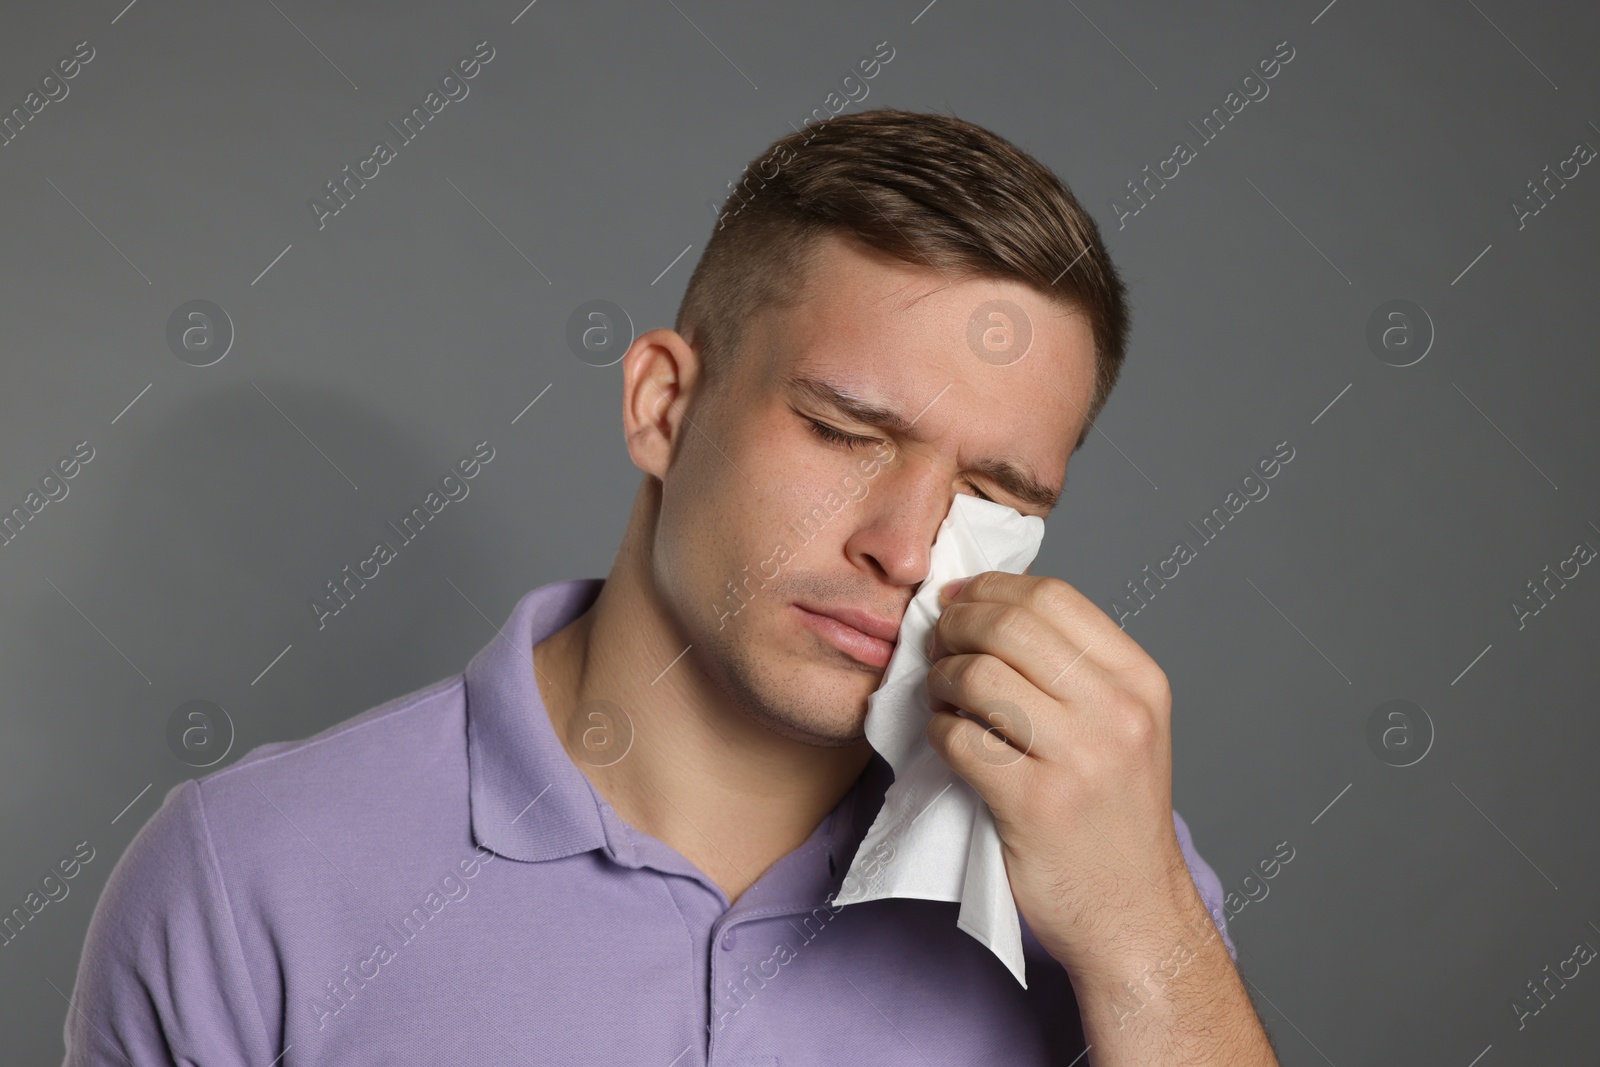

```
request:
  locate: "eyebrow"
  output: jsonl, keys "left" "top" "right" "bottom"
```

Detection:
{"left": 784, "top": 373, "right": 1062, "bottom": 512}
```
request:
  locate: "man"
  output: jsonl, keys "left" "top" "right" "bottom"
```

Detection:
{"left": 63, "top": 108, "right": 1278, "bottom": 1064}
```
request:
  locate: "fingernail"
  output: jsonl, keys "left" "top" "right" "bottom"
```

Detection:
{"left": 939, "top": 578, "right": 967, "bottom": 605}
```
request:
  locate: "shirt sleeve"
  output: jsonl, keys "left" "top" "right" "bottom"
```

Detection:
{"left": 61, "top": 779, "right": 273, "bottom": 1066}
{"left": 1171, "top": 808, "right": 1237, "bottom": 963}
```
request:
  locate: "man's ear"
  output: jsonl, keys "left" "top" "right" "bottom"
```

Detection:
{"left": 621, "top": 328, "right": 704, "bottom": 480}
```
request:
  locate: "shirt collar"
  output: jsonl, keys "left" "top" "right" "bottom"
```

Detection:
{"left": 464, "top": 578, "right": 894, "bottom": 907}
{"left": 466, "top": 579, "right": 611, "bottom": 863}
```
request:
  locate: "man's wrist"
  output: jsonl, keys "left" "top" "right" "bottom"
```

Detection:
{"left": 1054, "top": 888, "right": 1233, "bottom": 1022}
{"left": 1078, "top": 931, "right": 1231, "bottom": 1030}
{"left": 1063, "top": 895, "right": 1276, "bottom": 1066}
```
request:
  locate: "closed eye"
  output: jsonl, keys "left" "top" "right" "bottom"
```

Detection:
{"left": 806, "top": 417, "right": 879, "bottom": 451}
{"left": 804, "top": 416, "right": 994, "bottom": 502}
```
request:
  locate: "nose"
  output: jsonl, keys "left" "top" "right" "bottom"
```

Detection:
{"left": 843, "top": 448, "right": 956, "bottom": 588}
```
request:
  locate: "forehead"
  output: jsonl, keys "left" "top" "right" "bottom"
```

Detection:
{"left": 748, "top": 234, "right": 1098, "bottom": 467}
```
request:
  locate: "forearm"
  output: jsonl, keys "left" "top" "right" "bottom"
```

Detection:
{"left": 1066, "top": 895, "right": 1278, "bottom": 1066}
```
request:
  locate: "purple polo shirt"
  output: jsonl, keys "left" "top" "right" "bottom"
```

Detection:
{"left": 63, "top": 579, "right": 1235, "bottom": 1066}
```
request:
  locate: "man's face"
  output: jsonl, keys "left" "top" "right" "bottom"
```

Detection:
{"left": 651, "top": 233, "right": 1097, "bottom": 747}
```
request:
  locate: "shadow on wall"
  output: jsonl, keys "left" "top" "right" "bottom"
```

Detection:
{"left": 9, "top": 375, "right": 510, "bottom": 845}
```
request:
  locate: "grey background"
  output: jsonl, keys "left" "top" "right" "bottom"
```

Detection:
{"left": 2, "top": 0, "right": 1596, "bottom": 1063}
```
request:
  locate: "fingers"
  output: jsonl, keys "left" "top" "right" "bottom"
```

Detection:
{"left": 936, "top": 571, "right": 1170, "bottom": 706}
{"left": 931, "top": 590, "right": 1118, "bottom": 706}
{"left": 924, "top": 653, "right": 1044, "bottom": 774}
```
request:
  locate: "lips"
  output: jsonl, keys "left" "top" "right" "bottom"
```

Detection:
{"left": 793, "top": 601, "right": 903, "bottom": 670}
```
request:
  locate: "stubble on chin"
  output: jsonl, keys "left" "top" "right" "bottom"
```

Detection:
{"left": 697, "top": 613, "right": 875, "bottom": 748}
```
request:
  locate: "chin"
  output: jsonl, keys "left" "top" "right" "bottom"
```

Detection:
{"left": 773, "top": 669, "right": 878, "bottom": 746}
{"left": 769, "top": 709, "right": 870, "bottom": 748}
{"left": 699, "top": 608, "right": 882, "bottom": 746}
{"left": 737, "top": 668, "right": 876, "bottom": 747}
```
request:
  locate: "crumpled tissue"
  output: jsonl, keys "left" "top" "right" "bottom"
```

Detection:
{"left": 834, "top": 492, "right": 1046, "bottom": 988}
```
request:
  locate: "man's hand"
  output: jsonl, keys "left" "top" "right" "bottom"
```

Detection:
{"left": 923, "top": 570, "right": 1277, "bottom": 1065}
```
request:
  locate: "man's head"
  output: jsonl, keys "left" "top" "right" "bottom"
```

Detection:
{"left": 616, "top": 108, "right": 1128, "bottom": 749}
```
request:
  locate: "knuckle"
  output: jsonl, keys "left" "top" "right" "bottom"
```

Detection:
{"left": 1110, "top": 700, "right": 1157, "bottom": 752}
{"left": 1026, "top": 576, "right": 1076, "bottom": 620}
{"left": 990, "top": 603, "right": 1032, "bottom": 644}
{"left": 966, "top": 569, "right": 999, "bottom": 598}
{"left": 959, "top": 653, "right": 1009, "bottom": 694}
{"left": 937, "top": 600, "right": 971, "bottom": 636}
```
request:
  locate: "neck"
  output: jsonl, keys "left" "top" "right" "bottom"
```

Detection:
{"left": 533, "top": 479, "right": 874, "bottom": 903}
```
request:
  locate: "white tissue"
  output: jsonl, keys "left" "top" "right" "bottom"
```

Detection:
{"left": 835, "top": 492, "right": 1046, "bottom": 988}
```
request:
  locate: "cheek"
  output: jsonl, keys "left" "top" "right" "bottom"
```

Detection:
{"left": 654, "top": 426, "right": 786, "bottom": 612}
{"left": 653, "top": 398, "right": 861, "bottom": 627}
{"left": 655, "top": 458, "right": 737, "bottom": 594}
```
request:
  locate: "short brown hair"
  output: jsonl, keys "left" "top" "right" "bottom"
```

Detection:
{"left": 675, "top": 108, "right": 1130, "bottom": 451}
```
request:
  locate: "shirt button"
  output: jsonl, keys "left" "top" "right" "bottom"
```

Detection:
{"left": 721, "top": 927, "right": 736, "bottom": 950}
